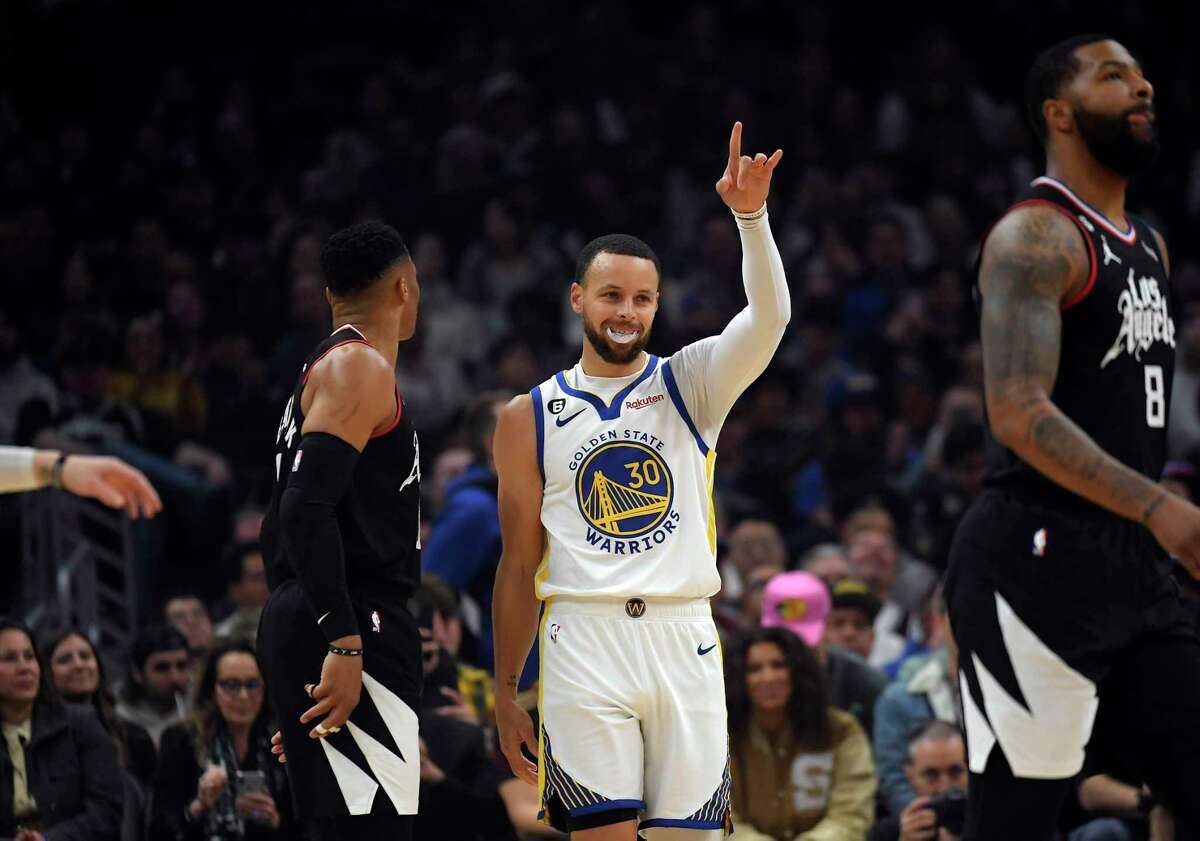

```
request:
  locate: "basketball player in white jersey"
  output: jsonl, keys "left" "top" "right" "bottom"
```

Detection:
{"left": 493, "top": 123, "right": 788, "bottom": 840}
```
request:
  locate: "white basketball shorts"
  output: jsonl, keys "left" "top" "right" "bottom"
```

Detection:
{"left": 537, "top": 596, "right": 731, "bottom": 833}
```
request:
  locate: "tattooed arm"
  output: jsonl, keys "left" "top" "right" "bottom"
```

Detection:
{"left": 982, "top": 206, "right": 1200, "bottom": 571}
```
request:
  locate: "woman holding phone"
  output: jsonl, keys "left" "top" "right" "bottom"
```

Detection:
{"left": 149, "top": 640, "right": 291, "bottom": 840}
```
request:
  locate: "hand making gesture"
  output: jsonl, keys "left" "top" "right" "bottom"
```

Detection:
{"left": 715, "top": 121, "right": 783, "bottom": 214}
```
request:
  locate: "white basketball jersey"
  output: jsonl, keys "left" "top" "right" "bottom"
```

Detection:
{"left": 531, "top": 353, "right": 720, "bottom": 600}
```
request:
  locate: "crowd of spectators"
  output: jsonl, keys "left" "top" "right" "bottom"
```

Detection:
{"left": 5, "top": 0, "right": 1200, "bottom": 838}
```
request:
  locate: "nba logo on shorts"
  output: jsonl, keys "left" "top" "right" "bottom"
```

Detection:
{"left": 550, "top": 623, "right": 561, "bottom": 643}
{"left": 371, "top": 610, "right": 382, "bottom": 633}
{"left": 1032, "top": 528, "right": 1047, "bottom": 557}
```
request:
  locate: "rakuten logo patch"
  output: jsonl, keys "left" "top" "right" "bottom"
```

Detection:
{"left": 626, "top": 394, "right": 664, "bottom": 411}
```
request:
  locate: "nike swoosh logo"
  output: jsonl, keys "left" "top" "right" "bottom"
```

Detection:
{"left": 555, "top": 409, "right": 586, "bottom": 428}
{"left": 697, "top": 643, "right": 717, "bottom": 656}
{"left": 317, "top": 612, "right": 331, "bottom": 624}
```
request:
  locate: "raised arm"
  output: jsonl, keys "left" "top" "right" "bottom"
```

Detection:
{"left": 492, "top": 394, "right": 546, "bottom": 785}
{"left": 672, "top": 123, "right": 790, "bottom": 438}
{"left": 280, "top": 343, "right": 397, "bottom": 738}
{"left": 980, "top": 206, "right": 1200, "bottom": 571}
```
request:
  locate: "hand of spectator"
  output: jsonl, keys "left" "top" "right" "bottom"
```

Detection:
{"left": 197, "top": 764, "right": 229, "bottom": 810}
{"left": 271, "top": 730, "right": 287, "bottom": 764}
{"left": 419, "top": 737, "right": 445, "bottom": 784}
{"left": 714, "top": 121, "right": 782, "bottom": 215}
{"left": 898, "top": 796, "right": 938, "bottom": 841}
{"left": 496, "top": 695, "right": 539, "bottom": 786}
{"left": 436, "top": 686, "right": 479, "bottom": 725}
{"left": 15, "top": 829, "right": 46, "bottom": 841}
{"left": 300, "top": 639, "right": 363, "bottom": 739}
{"left": 236, "top": 790, "right": 281, "bottom": 830}
{"left": 58, "top": 454, "right": 162, "bottom": 518}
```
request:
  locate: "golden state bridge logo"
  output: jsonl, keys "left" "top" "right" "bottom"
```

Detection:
{"left": 576, "top": 441, "right": 674, "bottom": 541}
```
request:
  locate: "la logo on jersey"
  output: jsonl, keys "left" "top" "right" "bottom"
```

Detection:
{"left": 1100, "top": 270, "right": 1176, "bottom": 369}
{"left": 571, "top": 433, "right": 681, "bottom": 555}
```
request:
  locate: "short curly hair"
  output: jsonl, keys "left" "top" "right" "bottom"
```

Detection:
{"left": 1026, "top": 34, "right": 1113, "bottom": 144}
{"left": 320, "top": 220, "right": 411, "bottom": 296}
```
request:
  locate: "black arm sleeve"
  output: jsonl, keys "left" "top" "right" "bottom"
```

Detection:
{"left": 278, "top": 431, "right": 361, "bottom": 642}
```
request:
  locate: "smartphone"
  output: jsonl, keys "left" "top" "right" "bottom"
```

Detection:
{"left": 236, "top": 769, "right": 267, "bottom": 796}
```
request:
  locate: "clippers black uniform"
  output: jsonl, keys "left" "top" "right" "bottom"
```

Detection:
{"left": 945, "top": 176, "right": 1200, "bottom": 840}
{"left": 258, "top": 324, "right": 423, "bottom": 829}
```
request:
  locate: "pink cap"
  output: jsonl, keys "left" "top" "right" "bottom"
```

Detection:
{"left": 761, "top": 571, "right": 830, "bottom": 647}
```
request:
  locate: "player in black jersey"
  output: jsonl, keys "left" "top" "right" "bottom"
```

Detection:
{"left": 258, "top": 221, "right": 422, "bottom": 841}
{"left": 945, "top": 35, "right": 1200, "bottom": 840}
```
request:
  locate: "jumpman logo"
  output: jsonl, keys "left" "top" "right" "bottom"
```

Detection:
{"left": 1101, "top": 235, "right": 1122, "bottom": 267}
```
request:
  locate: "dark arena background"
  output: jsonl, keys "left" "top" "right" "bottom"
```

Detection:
{"left": 1, "top": 1, "right": 1199, "bottom": 839}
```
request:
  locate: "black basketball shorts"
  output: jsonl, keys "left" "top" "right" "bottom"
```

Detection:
{"left": 945, "top": 490, "right": 1200, "bottom": 840}
{"left": 258, "top": 579, "right": 422, "bottom": 823}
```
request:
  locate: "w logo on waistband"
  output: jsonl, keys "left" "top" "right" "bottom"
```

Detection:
{"left": 625, "top": 598, "right": 647, "bottom": 618}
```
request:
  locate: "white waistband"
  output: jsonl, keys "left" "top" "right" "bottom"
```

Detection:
{"left": 547, "top": 596, "right": 713, "bottom": 619}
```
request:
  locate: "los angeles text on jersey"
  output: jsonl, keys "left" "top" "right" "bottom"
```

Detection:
{"left": 568, "top": 428, "right": 683, "bottom": 555}
{"left": 1100, "top": 270, "right": 1176, "bottom": 369}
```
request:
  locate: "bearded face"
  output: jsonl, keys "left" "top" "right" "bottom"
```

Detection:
{"left": 1073, "top": 100, "right": 1159, "bottom": 178}
{"left": 582, "top": 310, "right": 652, "bottom": 365}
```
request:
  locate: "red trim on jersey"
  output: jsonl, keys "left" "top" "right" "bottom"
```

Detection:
{"left": 334, "top": 323, "right": 370, "bottom": 342}
{"left": 1031, "top": 176, "right": 1137, "bottom": 245}
{"left": 301, "top": 339, "right": 371, "bottom": 385}
{"left": 981, "top": 199, "right": 1098, "bottom": 312}
{"left": 370, "top": 385, "right": 402, "bottom": 439}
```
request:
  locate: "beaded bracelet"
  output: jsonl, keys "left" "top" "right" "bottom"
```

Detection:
{"left": 328, "top": 645, "right": 364, "bottom": 657}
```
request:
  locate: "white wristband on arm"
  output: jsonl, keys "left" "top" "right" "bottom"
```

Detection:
{"left": 0, "top": 446, "right": 39, "bottom": 494}
{"left": 732, "top": 203, "right": 768, "bottom": 228}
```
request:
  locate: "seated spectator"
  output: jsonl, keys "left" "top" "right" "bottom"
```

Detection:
{"left": 0, "top": 617, "right": 124, "bottom": 840}
{"left": 726, "top": 626, "right": 876, "bottom": 840}
{"left": 868, "top": 720, "right": 965, "bottom": 841}
{"left": 422, "top": 392, "right": 512, "bottom": 674}
{"left": 411, "top": 596, "right": 515, "bottom": 841}
{"left": 873, "top": 645, "right": 960, "bottom": 816}
{"left": 763, "top": 570, "right": 888, "bottom": 738}
{"left": 842, "top": 507, "right": 936, "bottom": 645}
{"left": 41, "top": 627, "right": 156, "bottom": 787}
{"left": 826, "top": 578, "right": 908, "bottom": 671}
{"left": 800, "top": 543, "right": 851, "bottom": 586}
{"left": 411, "top": 579, "right": 495, "bottom": 726}
{"left": 165, "top": 593, "right": 214, "bottom": 663}
{"left": 721, "top": 518, "right": 790, "bottom": 603}
{"left": 116, "top": 626, "right": 191, "bottom": 747}
{"left": 106, "top": 312, "right": 208, "bottom": 446}
{"left": 149, "top": 641, "right": 291, "bottom": 840}
{"left": 212, "top": 543, "right": 269, "bottom": 645}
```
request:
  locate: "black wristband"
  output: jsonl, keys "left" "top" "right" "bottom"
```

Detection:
{"left": 328, "top": 645, "right": 364, "bottom": 657}
{"left": 51, "top": 453, "right": 68, "bottom": 489}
